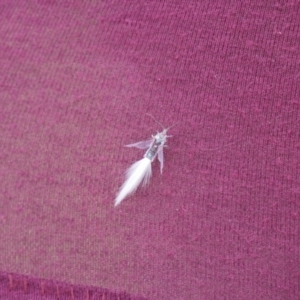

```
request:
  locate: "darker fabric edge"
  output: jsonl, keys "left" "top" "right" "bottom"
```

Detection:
{"left": 0, "top": 271, "right": 148, "bottom": 300}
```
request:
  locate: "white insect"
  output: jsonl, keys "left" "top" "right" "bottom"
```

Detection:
{"left": 115, "top": 115, "right": 174, "bottom": 207}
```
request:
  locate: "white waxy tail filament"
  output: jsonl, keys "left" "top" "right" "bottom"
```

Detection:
{"left": 115, "top": 157, "right": 152, "bottom": 206}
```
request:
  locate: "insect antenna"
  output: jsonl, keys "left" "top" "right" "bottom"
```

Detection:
{"left": 146, "top": 113, "right": 165, "bottom": 129}
{"left": 146, "top": 113, "right": 178, "bottom": 132}
{"left": 166, "top": 122, "right": 178, "bottom": 131}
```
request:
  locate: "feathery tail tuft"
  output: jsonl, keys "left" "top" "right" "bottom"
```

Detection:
{"left": 115, "top": 157, "right": 152, "bottom": 206}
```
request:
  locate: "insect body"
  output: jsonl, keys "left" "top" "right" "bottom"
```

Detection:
{"left": 114, "top": 127, "right": 171, "bottom": 207}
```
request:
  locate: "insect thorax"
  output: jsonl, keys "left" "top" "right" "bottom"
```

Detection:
{"left": 144, "top": 132, "right": 166, "bottom": 161}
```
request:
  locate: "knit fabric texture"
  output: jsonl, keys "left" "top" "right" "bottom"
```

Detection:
{"left": 0, "top": 1, "right": 299, "bottom": 299}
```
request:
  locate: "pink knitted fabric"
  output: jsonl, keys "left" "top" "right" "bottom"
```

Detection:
{"left": 0, "top": 1, "right": 299, "bottom": 299}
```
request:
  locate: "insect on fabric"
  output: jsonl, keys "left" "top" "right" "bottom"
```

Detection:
{"left": 115, "top": 115, "right": 175, "bottom": 206}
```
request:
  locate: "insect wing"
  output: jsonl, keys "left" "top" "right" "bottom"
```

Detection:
{"left": 125, "top": 139, "right": 153, "bottom": 149}
{"left": 157, "top": 147, "right": 164, "bottom": 173}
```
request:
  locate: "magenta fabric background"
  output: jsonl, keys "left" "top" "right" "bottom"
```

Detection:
{"left": 0, "top": 1, "right": 299, "bottom": 299}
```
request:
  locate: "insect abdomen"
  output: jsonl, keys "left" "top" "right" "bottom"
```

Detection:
{"left": 144, "top": 142, "right": 160, "bottom": 161}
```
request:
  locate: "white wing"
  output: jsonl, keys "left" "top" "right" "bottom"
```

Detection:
{"left": 125, "top": 139, "right": 152, "bottom": 149}
{"left": 158, "top": 148, "right": 164, "bottom": 173}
